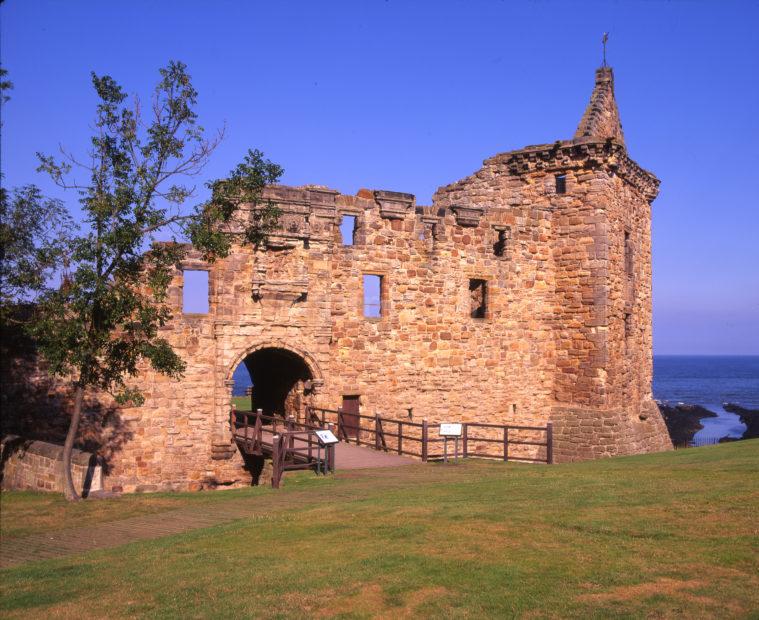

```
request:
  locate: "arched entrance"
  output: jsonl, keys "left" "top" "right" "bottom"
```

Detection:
{"left": 237, "top": 347, "right": 315, "bottom": 421}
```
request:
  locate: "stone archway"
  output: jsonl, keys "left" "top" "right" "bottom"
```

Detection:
{"left": 226, "top": 342, "right": 323, "bottom": 422}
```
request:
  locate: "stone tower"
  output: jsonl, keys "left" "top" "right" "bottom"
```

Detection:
{"left": 434, "top": 65, "right": 671, "bottom": 460}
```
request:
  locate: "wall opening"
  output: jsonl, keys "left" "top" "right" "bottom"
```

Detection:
{"left": 363, "top": 274, "right": 383, "bottom": 318}
{"left": 183, "top": 270, "right": 209, "bottom": 314}
{"left": 555, "top": 174, "right": 567, "bottom": 194}
{"left": 494, "top": 229, "right": 509, "bottom": 257}
{"left": 469, "top": 279, "right": 487, "bottom": 319}
{"left": 231, "top": 347, "right": 313, "bottom": 421}
{"left": 340, "top": 215, "right": 357, "bottom": 246}
{"left": 624, "top": 230, "right": 633, "bottom": 276}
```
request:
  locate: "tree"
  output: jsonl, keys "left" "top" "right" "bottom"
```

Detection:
{"left": 0, "top": 185, "right": 74, "bottom": 325}
{"left": 30, "top": 61, "right": 282, "bottom": 500}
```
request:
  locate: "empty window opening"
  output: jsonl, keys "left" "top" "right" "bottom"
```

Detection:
{"left": 624, "top": 230, "right": 633, "bottom": 276}
{"left": 419, "top": 221, "right": 436, "bottom": 242}
{"left": 494, "top": 229, "right": 509, "bottom": 257}
{"left": 183, "top": 270, "right": 209, "bottom": 314}
{"left": 469, "top": 279, "right": 487, "bottom": 319}
{"left": 340, "top": 215, "right": 357, "bottom": 246}
{"left": 363, "top": 274, "right": 383, "bottom": 318}
{"left": 555, "top": 174, "right": 567, "bottom": 194}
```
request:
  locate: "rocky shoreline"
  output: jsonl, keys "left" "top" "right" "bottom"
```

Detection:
{"left": 658, "top": 401, "right": 758, "bottom": 446}
{"left": 658, "top": 403, "right": 718, "bottom": 446}
{"left": 723, "top": 403, "right": 759, "bottom": 440}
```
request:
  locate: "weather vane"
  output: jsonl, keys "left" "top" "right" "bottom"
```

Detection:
{"left": 602, "top": 32, "right": 609, "bottom": 67}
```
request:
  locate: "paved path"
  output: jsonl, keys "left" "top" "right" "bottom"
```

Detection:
{"left": 334, "top": 442, "right": 417, "bottom": 469}
{"left": 0, "top": 442, "right": 418, "bottom": 570}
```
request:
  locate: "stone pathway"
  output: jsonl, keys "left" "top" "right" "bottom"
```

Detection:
{"left": 1, "top": 443, "right": 418, "bottom": 570}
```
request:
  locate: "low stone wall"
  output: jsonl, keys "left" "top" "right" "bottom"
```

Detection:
{"left": 0, "top": 435, "right": 103, "bottom": 495}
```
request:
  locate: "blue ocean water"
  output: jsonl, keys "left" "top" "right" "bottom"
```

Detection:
{"left": 653, "top": 355, "right": 759, "bottom": 439}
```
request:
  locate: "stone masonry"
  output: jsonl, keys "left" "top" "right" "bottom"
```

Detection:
{"left": 1, "top": 65, "right": 672, "bottom": 492}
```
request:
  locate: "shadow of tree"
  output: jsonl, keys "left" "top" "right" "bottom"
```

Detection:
{"left": 1, "top": 319, "right": 133, "bottom": 477}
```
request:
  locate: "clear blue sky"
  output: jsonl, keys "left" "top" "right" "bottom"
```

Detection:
{"left": 2, "top": 1, "right": 757, "bottom": 354}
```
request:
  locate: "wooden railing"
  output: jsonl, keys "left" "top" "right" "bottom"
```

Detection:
{"left": 230, "top": 408, "right": 335, "bottom": 488}
{"left": 306, "top": 407, "right": 553, "bottom": 464}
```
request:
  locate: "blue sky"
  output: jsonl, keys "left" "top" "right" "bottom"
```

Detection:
{"left": 2, "top": 0, "right": 757, "bottom": 354}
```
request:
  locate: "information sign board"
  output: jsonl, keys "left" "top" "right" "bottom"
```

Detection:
{"left": 315, "top": 429, "right": 339, "bottom": 445}
{"left": 439, "top": 423, "right": 463, "bottom": 437}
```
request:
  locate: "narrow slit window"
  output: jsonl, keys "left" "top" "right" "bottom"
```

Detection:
{"left": 494, "top": 229, "right": 508, "bottom": 257}
{"left": 624, "top": 230, "right": 633, "bottom": 276}
{"left": 340, "top": 215, "right": 357, "bottom": 246}
{"left": 183, "top": 270, "right": 209, "bottom": 314}
{"left": 555, "top": 174, "right": 567, "bottom": 194}
{"left": 469, "top": 279, "right": 487, "bottom": 319}
{"left": 363, "top": 275, "right": 382, "bottom": 318}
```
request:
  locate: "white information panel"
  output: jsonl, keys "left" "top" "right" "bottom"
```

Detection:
{"left": 439, "top": 423, "right": 463, "bottom": 437}
{"left": 315, "top": 429, "right": 339, "bottom": 445}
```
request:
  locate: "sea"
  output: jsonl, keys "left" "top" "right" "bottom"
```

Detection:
{"left": 233, "top": 355, "right": 759, "bottom": 440}
{"left": 653, "top": 355, "right": 759, "bottom": 441}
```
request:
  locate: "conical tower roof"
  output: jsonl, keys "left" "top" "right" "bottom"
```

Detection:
{"left": 574, "top": 67, "right": 625, "bottom": 144}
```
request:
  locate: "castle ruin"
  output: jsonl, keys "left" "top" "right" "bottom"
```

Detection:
{"left": 4, "top": 65, "right": 674, "bottom": 492}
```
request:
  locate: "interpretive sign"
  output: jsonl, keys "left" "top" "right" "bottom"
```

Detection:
{"left": 315, "top": 429, "right": 339, "bottom": 445}
{"left": 439, "top": 423, "right": 463, "bottom": 437}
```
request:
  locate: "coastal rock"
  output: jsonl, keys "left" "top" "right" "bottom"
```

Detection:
{"left": 658, "top": 403, "right": 717, "bottom": 446}
{"left": 723, "top": 403, "right": 759, "bottom": 440}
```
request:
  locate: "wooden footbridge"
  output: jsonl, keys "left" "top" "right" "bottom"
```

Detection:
{"left": 230, "top": 406, "right": 553, "bottom": 488}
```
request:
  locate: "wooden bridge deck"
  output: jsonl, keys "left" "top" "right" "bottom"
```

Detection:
{"left": 235, "top": 425, "right": 417, "bottom": 469}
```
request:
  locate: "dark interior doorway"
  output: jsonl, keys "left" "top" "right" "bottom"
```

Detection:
{"left": 243, "top": 348, "right": 313, "bottom": 421}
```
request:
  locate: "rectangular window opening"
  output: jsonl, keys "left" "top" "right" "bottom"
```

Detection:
{"left": 363, "top": 274, "right": 383, "bottom": 318}
{"left": 624, "top": 230, "right": 633, "bottom": 276}
{"left": 494, "top": 229, "right": 508, "bottom": 257}
{"left": 340, "top": 215, "right": 357, "bottom": 246}
{"left": 183, "top": 270, "right": 209, "bottom": 314}
{"left": 555, "top": 174, "right": 567, "bottom": 195}
{"left": 419, "top": 221, "right": 435, "bottom": 242}
{"left": 469, "top": 279, "right": 487, "bottom": 319}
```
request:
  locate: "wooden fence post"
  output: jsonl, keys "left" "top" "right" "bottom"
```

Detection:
{"left": 462, "top": 423, "right": 468, "bottom": 458}
{"left": 287, "top": 416, "right": 295, "bottom": 451}
{"left": 271, "top": 434, "right": 281, "bottom": 489}
{"left": 421, "top": 419, "right": 428, "bottom": 462}
{"left": 503, "top": 427, "right": 509, "bottom": 462}
{"left": 375, "top": 415, "right": 381, "bottom": 450}
{"left": 546, "top": 422, "right": 554, "bottom": 465}
{"left": 397, "top": 421, "right": 403, "bottom": 455}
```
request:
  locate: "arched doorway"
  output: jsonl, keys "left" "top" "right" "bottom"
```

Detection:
{"left": 234, "top": 347, "right": 314, "bottom": 421}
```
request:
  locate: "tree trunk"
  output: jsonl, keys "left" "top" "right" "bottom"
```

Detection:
{"left": 62, "top": 383, "right": 85, "bottom": 501}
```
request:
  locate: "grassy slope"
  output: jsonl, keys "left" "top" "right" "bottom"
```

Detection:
{"left": 1, "top": 441, "right": 758, "bottom": 619}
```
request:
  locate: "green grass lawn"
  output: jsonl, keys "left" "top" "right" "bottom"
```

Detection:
{"left": 1, "top": 441, "right": 758, "bottom": 618}
{"left": 231, "top": 395, "right": 251, "bottom": 411}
